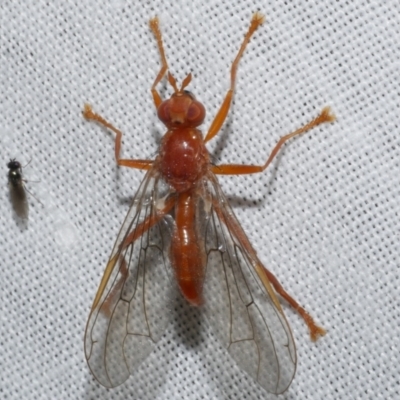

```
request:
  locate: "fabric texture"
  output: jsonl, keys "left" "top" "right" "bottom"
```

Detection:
{"left": 0, "top": 1, "right": 399, "bottom": 399}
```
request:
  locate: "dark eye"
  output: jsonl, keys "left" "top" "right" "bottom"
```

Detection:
{"left": 187, "top": 101, "right": 205, "bottom": 125}
{"left": 157, "top": 100, "right": 171, "bottom": 124}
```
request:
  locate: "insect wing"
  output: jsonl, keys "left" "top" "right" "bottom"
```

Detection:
{"left": 85, "top": 168, "right": 176, "bottom": 388}
{"left": 203, "top": 174, "right": 297, "bottom": 394}
{"left": 9, "top": 182, "right": 28, "bottom": 218}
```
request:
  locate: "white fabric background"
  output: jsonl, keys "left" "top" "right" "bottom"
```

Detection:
{"left": 0, "top": 1, "right": 398, "bottom": 399}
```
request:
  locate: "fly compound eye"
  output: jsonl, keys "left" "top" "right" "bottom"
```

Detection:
{"left": 7, "top": 159, "right": 20, "bottom": 170}
{"left": 186, "top": 101, "right": 205, "bottom": 126}
{"left": 157, "top": 100, "right": 171, "bottom": 124}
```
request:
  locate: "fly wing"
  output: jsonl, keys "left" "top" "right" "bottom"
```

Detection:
{"left": 84, "top": 168, "right": 176, "bottom": 388}
{"left": 202, "top": 173, "right": 297, "bottom": 394}
{"left": 9, "top": 183, "right": 28, "bottom": 219}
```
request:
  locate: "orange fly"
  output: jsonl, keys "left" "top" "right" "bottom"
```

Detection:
{"left": 83, "top": 12, "right": 335, "bottom": 394}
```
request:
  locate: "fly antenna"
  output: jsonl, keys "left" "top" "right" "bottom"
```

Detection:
{"left": 167, "top": 72, "right": 179, "bottom": 93}
{"left": 180, "top": 73, "right": 192, "bottom": 91}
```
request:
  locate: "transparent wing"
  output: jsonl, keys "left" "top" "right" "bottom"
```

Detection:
{"left": 84, "top": 167, "right": 176, "bottom": 388}
{"left": 203, "top": 173, "right": 297, "bottom": 394}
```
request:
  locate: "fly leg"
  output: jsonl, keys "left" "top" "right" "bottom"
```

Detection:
{"left": 259, "top": 265, "right": 326, "bottom": 341}
{"left": 91, "top": 196, "right": 176, "bottom": 311}
{"left": 212, "top": 107, "right": 335, "bottom": 175}
{"left": 149, "top": 17, "right": 169, "bottom": 109}
{"left": 83, "top": 104, "right": 153, "bottom": 170}
{"left": 211, "top": 193, "right": 325, "bottom": 341}
{"left": 205, "top": 12, "right": 265, "bottom": 143}
{"left": 99, "top": 256, "right": 129, "bottom": 318}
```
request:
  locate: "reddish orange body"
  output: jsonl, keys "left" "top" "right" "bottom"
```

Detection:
{"left": 159, "top": 127, "right": 209, "bottom": 192}
{"left": 170, "top": 190, "right": 206, "bottom": 305}
{"left": 83, "top": 12, "right": 335, "bottom": 393}
{"left": 156, "top": 84, "right": 209, "bottom": 304}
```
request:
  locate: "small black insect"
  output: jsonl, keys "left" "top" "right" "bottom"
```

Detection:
{"left": 7, "top": 159, "right": 29, "bottom": 219}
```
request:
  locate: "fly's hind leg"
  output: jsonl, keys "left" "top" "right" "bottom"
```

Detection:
{"left": 211, "top": 193, "right": 326, "bottom": 341}
{"left": 91, "top": 195, "right": 176, "bottom": 312}
{"left": 260, "top": 266, "right": 326, "bottom": 341}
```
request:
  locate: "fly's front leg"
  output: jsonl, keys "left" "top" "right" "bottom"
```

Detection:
{"left": 149, "top": 17, "right": 169, "bottom": 110}
{"left": 205, "top": 12, "right": 265, "bottom": 143}
{"left": 211, "top": 107, "right": 335, "bottom": 175}
{"left": 83, "top": 104, "right": 153, "bottom": 170}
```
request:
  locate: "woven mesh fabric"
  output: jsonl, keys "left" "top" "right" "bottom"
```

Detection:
{"left": 1, "top": 1, "right": 399, "bottom": 399}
